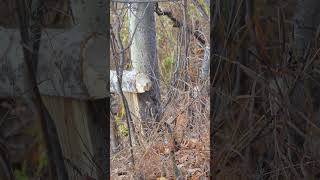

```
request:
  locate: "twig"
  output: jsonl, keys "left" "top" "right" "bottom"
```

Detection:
{"left": 191, "top": 0, "right": 209, "bottom": 21}
{"left": 111, "top": 8, "right": 137, "bottom": 167}
{"left": 154, "top": 3, "right": 206, "bottom": 45}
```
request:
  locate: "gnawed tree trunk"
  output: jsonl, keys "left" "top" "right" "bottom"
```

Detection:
{"left": 41, "top": 96, "right": 97, "bottom": 178}
{"left": 0, "top": 27, "right": 107, "bottom": 99}
{"left": 126, "top": 2, "right": 161, "bottom": 139}
{"left": 0, "top": 0, "right": 163, "bottom": 178}
{"left": 53, "top": 0, "right": 109, "bottom": 179}
{"left": 110, "top": 70, "right": 152, "bottom": 93}
{"left": 1, "top": 0, "right": 109, "bottom": 179}
{"left": 0, "top": 27, "right": 150, "bottom": 97}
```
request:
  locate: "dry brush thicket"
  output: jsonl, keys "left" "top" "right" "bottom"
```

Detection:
{"left": 213, "top": 0, "right": 320, "bottom": 179}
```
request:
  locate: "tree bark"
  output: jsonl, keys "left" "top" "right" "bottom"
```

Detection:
{"left": 0, "top": 29, "right": 150, "bottom": 97}
{"left": 127, "top": 2, "right": 161, "bottom": 137}
{"left": 200, "top": 46, "right": 210, "bottom": 79}
{"left": 0, "top": 27, "right": 107, "bottom": 99}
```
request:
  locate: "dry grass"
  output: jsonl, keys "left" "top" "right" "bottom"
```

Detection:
{"left": 111, "top": 87, "right": 210, "bottom": 179}
{"left": 211, "top": 1, "right": 320, "bottom": 179}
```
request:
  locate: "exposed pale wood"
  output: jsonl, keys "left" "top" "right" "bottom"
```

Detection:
{"left": 0, "top": 27, "right": 107, "bottom": 100}
{"left": 41, "top": 96, "right": 96, "bottom": 179}
{"left": 65, "top": 1, "right": 109, "bottom": 179}
{"left": 123, "top": 92, "right": 146, "bottom": 142}
{"left": 110, "top": 70, "right": 152, "bottom": 93}
{"left": 110, "top": 116, "right": 119, "bottom": 154}
{"left": 42, "top": 97, "right": 109, "bottom": 180}
{"left": 0, "top": 28, "right": 151, "bottom": 98}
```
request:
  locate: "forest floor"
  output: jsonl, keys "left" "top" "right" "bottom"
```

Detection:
{"left": 110, "top": 86, "right": 210, "bottom": 179}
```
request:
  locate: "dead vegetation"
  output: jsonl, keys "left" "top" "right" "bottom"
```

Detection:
{"left": 212, "top": 0, "right": 320, "bottom": 179}
{"left": 111, "top": 90, "right": 210, "bottom": 179}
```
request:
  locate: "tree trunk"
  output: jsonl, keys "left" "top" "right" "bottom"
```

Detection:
{"left": 23, "top": 0, "right": 110, "bottom": 179}
{"left": 126, "top": 2, "right": 161, "bottom": 138}
{"left": 110, "top": 115, "right": 120, "bottom": 155}
{"left": 110, "top": 70, "right": 152, "bottom": 93}
{"left": 0, "top": 1, "right": 110, "bottom": 177}
{"left": 0, "top": 27, "right": 107, "bottom": 100}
